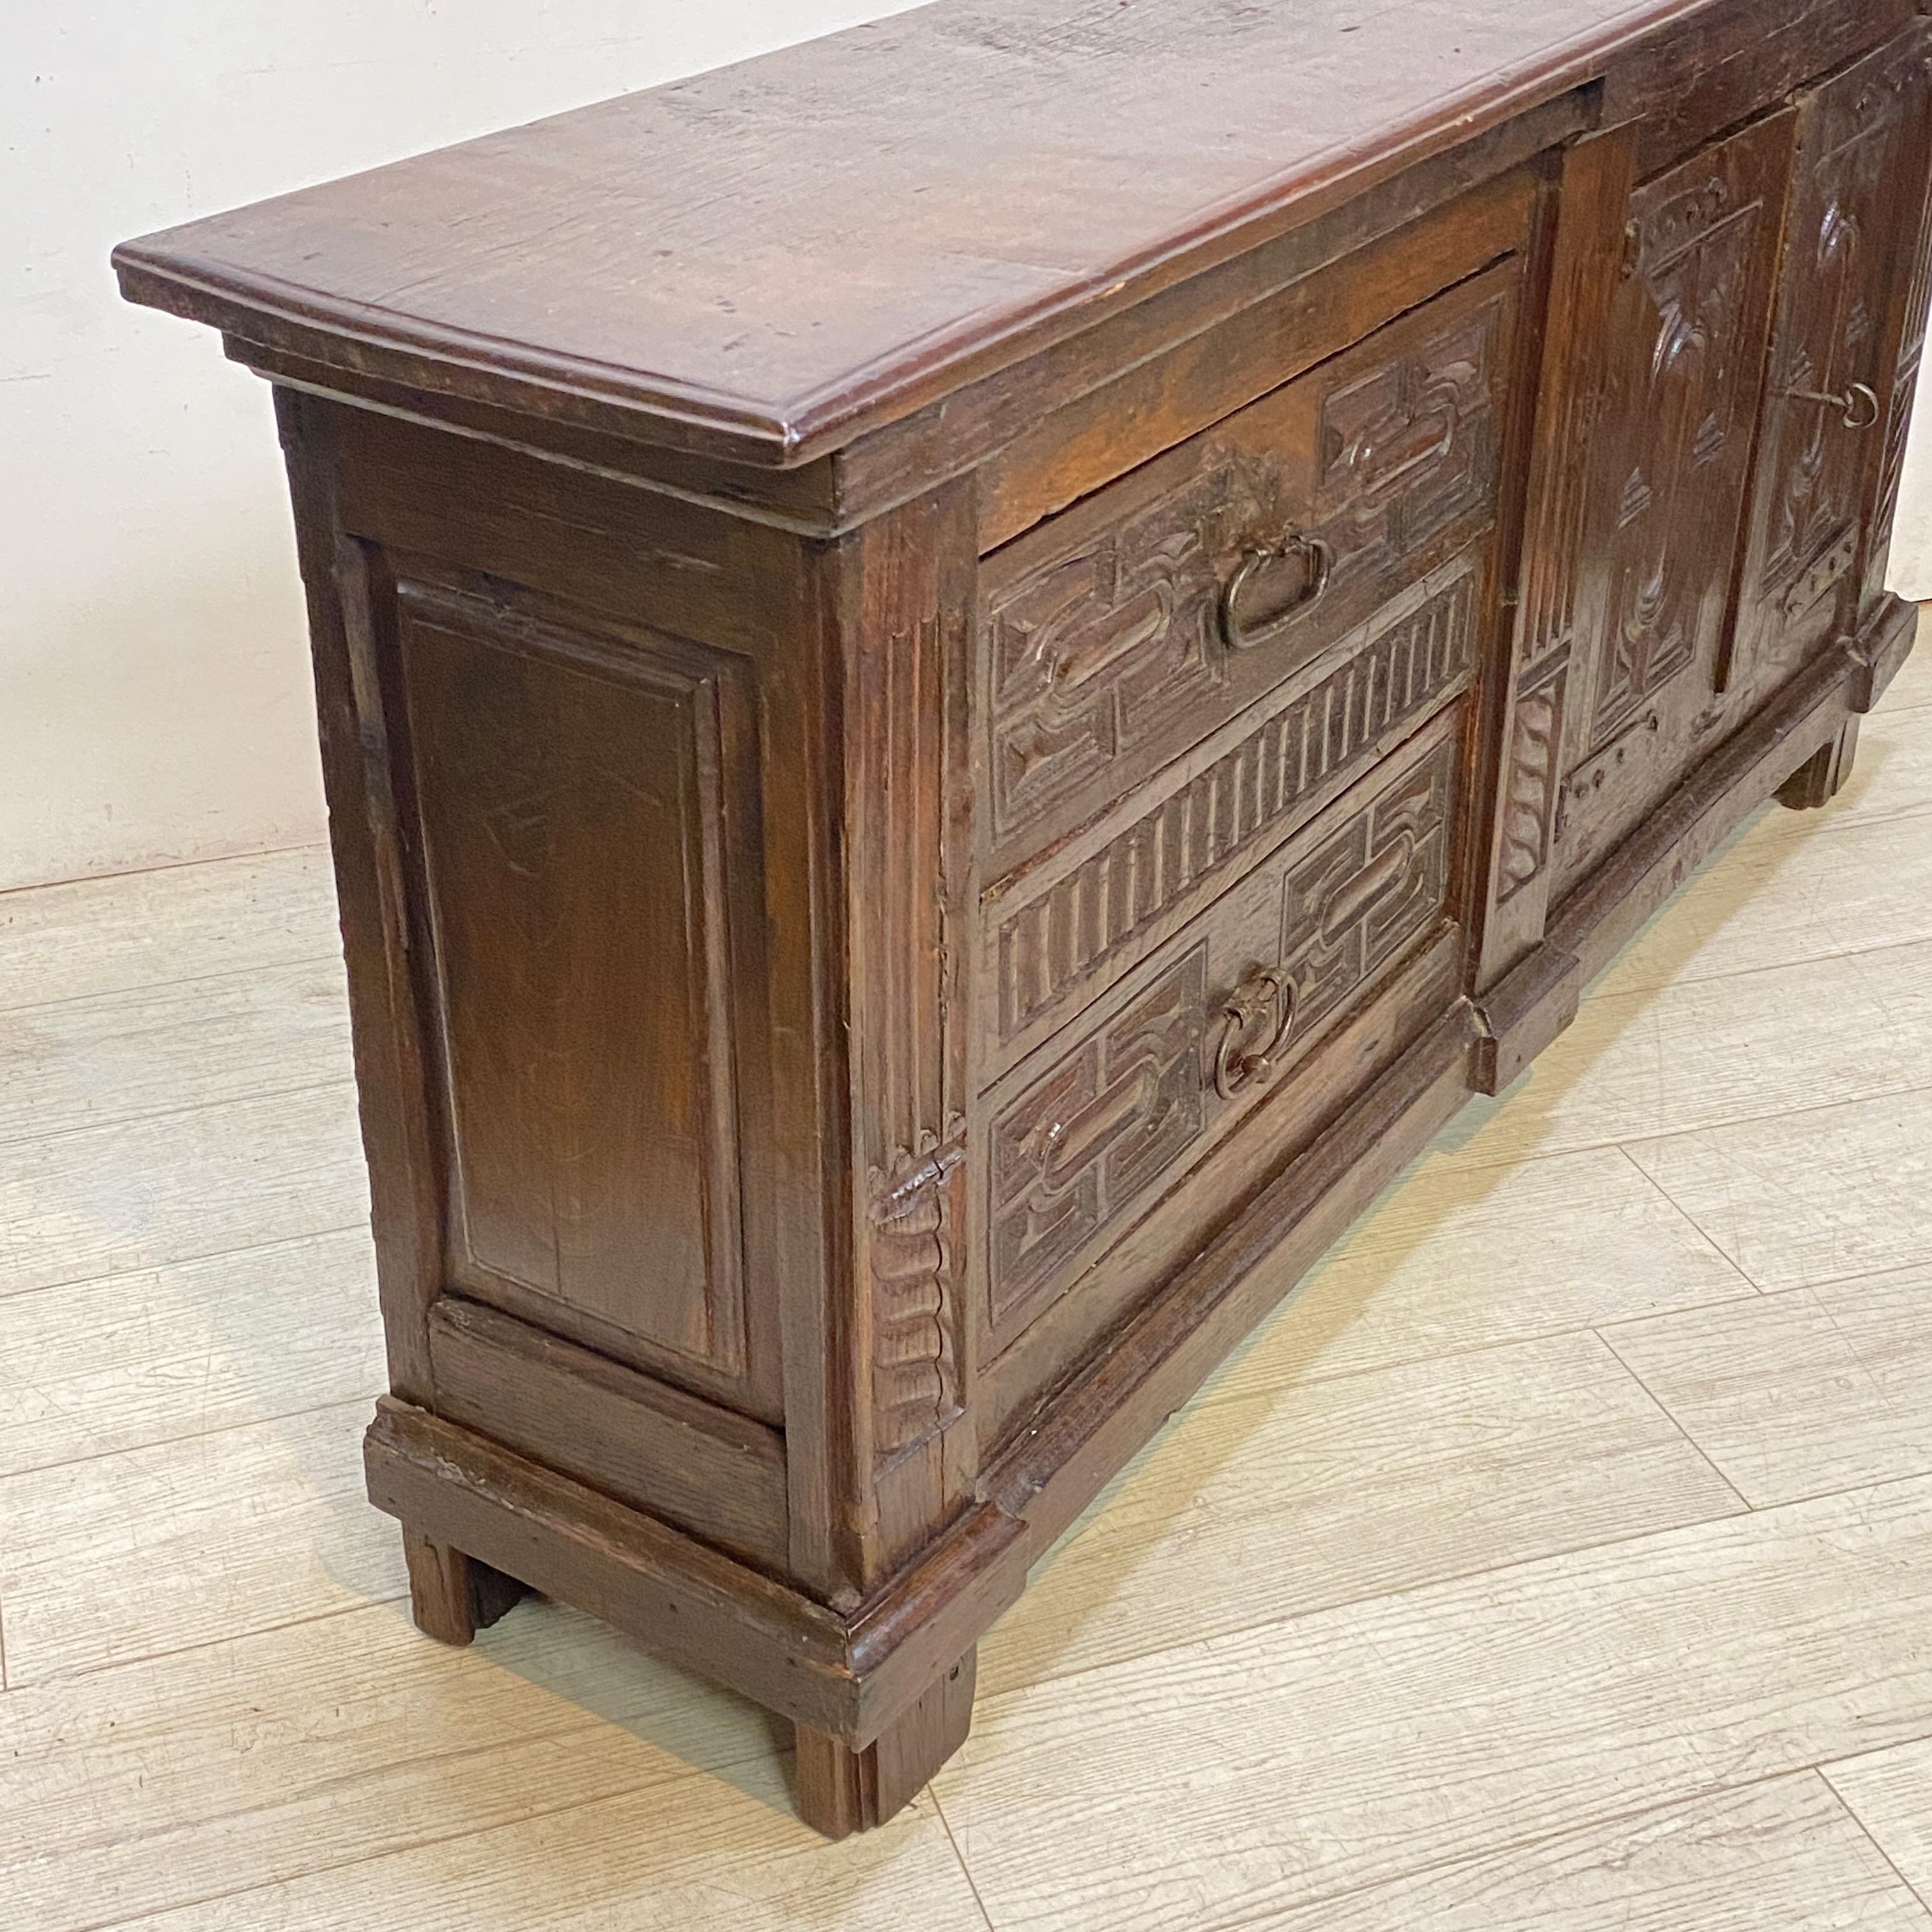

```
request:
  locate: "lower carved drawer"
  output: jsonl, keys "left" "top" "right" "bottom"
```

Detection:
{"left": 974, "top": 705, "right": 1466, "bottom": 1375}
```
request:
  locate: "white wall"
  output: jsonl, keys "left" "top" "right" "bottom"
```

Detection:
{"left": 1891, "top": 390, "right": 1932, "bottom": 599}
{"left": 1, "top": 1, "right": 917, "bottom": 894}
{"left": 8, "top": 8, "right": 1932, "bottom": 894}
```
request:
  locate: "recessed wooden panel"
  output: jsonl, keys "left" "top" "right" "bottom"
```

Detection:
{"left": 1726, "top": 33, "right": 1932, "bottom": 711}
{"left": 1552, "top": 111, "right": 1793, "bottom": 896}
{"left": 393, "top": 573, "right": 763, "bottom": 1400}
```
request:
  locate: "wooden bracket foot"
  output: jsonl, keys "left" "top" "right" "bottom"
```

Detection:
{"left": 1775, "top": 716, "right": 1860, "bottom": 811}
{"left": 792, "top": 1648, "right": 977, "bottom": 1838}
{"left": 402, "top": 1529, "right": 529, "bottom": 1646}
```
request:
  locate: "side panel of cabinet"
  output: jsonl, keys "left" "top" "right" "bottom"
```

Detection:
{"left": 391, "top": 571, "right": 765, "bottom": 1395}
{"left": 1726, "top": 30, "right": 1932, "bottom": 713}
{"left": 277, "top": 397, "right": 825, "bottom": 1446}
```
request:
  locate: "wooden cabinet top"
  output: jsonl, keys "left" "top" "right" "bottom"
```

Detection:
{"left": 114, "top": 0, "right": 1909, "bottom": 468}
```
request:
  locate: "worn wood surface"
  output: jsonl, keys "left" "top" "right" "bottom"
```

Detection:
{"left": 1830, "top": 1742, "right": 1932, "bottom": 1912}
{"left": 939, "top": 1478, "right": 1932, "bottom": 1929}
{"left": 1261, "top": 1777, "right": 1932, "bottom": 1930}
{"left": 113, "top": 0, "right": 1910, "bottom": 467}
{"left": 101, "top": 0, "right": 1932, "bottom": 1853}
{"left": 0, "top": 845, "right": 337, "bottom": 1009}
{"left": 0, "top": 1400, "right": 404, "bottom": 1685}
{"left": 1605, "top": 1262, "right": 1932, "bottom": 1507}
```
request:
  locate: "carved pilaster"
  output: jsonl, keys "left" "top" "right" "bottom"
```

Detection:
{"left": 1495, "top": 660, "right": 1567, "bottom": 907}
{"left": 823, "top": 483, "right": 979, "bottom": 1590}
{"left": 1475, "top": 127, "right": 1636, "bottom": 988}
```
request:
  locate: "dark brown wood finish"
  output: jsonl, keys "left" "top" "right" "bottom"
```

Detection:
{"left": 120, "top": 0, "right": 1929, "bottom": 1843}
{"left": 1472, "top": 126, "right": 1639, "bottom": 990}
{"left": 113, "top": 0, "right": 1910, "bottom": 465}
{"left": 1726, "top": 29, "right": 1932, "bottom": 710}
{"left": 1551, "top": 110, "right": 1796, "bottom": 896}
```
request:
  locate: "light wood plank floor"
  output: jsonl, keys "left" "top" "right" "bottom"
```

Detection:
{"left": 4, "top": 662, "right": 1931, "bottom": 1930}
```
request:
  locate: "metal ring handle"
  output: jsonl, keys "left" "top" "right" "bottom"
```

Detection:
{"left": 1218, "top": 532, "right": 1333, "bottom": 652}
{"left": 1842, "top": 381, "right": 1880, "bottom": 431}
{"left": 1212, "top": 969, "right": 1295, "bottom": 1101}
{"left": 1782, "top": 379, "right": 1880, "bottom": 431}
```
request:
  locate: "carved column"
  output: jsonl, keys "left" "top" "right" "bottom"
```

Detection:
{"left": 1475, "top": 126, "right": 1637, "bottom": 992}
{"left": 808, "top": 483, "right": 981, "bottom": 1597}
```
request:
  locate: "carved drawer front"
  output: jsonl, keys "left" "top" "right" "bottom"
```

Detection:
{"left": 977, "top": 257, "right": 1517, "bottom": 891}
{"left": 977, "top": 708, "right": 1462, "bottom": 1360}
{"left": 1726, "top": 31, "right": 1932, "bottom": 712}
{"left": 981, "top": 551, "right": 1483, "bottom": 1085}
{"left": 390, "top": 568, "right": 778, "bottom": 1420}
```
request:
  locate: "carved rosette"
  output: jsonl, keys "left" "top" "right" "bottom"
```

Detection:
{"left": 868, "top": 1116, "right": 967, "bottom": 1462}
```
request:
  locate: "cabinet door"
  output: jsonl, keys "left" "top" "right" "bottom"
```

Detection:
{"left": 1726, "top": 30, "right": 1932, "bottom": 712}
{"left": 1551, "top": 114, "right": 1792, "bottom": 897}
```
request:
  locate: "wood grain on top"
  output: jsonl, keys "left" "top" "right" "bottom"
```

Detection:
{"left": 111, "top": 0, "right": 1877, "bottom": 466}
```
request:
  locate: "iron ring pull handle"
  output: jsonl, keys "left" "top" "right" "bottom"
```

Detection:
{"left": 1783, "top": 379, "right": 1880, "bottom": 431}
{"left": 1218, "top": 530, "right": 1334, "bottom": 652}
{"left": 1213, "top": 968, "right": 1297, "bottom": 1101}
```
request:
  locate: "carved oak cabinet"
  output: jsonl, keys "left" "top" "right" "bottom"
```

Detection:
{"left": 117, "top": 0, "right": 1931, "bottom": 1837}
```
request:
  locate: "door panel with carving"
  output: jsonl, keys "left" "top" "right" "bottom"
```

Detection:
{"left": 1552, "top": 113, "right": 1794, "bottom": 897}
{"left": 1727, "top": 29, "right": 1932, "bottom": 712}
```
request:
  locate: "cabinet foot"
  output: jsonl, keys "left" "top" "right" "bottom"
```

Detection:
{"left": 792, "top": 1648, "right": 977, "bottom": 1838}
{"left": 1775, "top": 717, "right": 1860, "bottom": 811}
{"left": 402, "top": 1529, "right": 528, "bottom": 1646}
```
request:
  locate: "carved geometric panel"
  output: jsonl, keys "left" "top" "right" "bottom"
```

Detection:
{"left": 1769, "top": 91, "right": 1895, "bottom": 586}
{"left": 1874, "top": 72, "right": 1932, "bottom": 593}
{"left": 993, "top": 563, "right": 1477, "bottom": 1044}
{"left": 395, "top": 575, "right": 751, "bottom": 1383}
{"left": 989, "top": 947, "right": 1208, "bottom": 1328}
{"left": 979, "top": 265, "right": 1514, "bottom": 872}
{"left": 1733, "top": 33, "right": 1932, "bottom": 696}
{"left": 1555, "top": 114, "right": 1791, "bottom": 899}
{"left": 1592, "top": 172, "right": 1768, "bottom": 744}
{"left": 1316, "top": 296, "right": 1503, "bottom": 588}
{"left": 985, "top": 724, "right": 1460, "bottom": 1346}
{"left": 984, "top": 473, "right": 1236, "bottom": 840}
{"left": 1277, "top": 733, "right": 1455, "bottom": 1038}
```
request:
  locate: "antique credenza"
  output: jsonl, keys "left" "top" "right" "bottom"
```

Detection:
{"left": 117, "top": 0, "right": 1931, "bottom": 1837}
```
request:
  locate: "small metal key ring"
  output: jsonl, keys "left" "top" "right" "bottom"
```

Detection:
{"left": 1784, "top": 379, "right": 1880, "bottom": 431}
